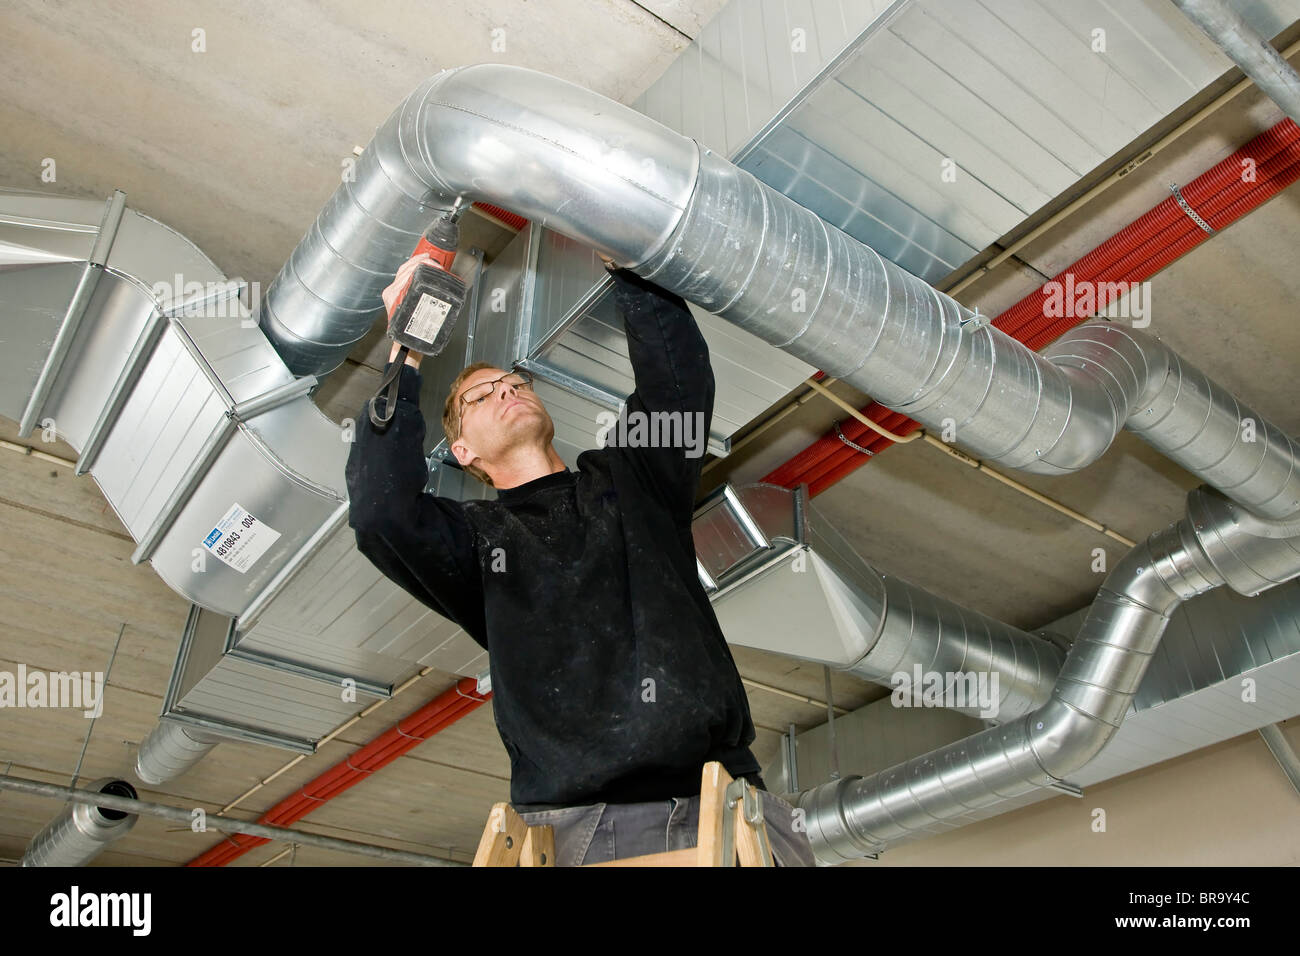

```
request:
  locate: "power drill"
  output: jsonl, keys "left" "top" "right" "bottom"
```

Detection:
{"left": 369, "top": 200, "right": 469, "bottom": 428}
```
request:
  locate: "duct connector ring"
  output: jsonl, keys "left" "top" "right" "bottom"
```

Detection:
{"left": 1187, "top": 487, "right": 1300, "bottom": 596}
{"left": 795, "top": 775, "right": 880, "bottom": 865}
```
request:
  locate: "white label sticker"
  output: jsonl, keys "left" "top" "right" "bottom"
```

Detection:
{"left": 201, "top": 503, "right": 281, "bottom": 574}
{"left": 405, "top": 292, "right": 452, "bottom": 345}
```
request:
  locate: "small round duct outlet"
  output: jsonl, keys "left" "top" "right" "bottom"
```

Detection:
{"left": 21, "top": 778, "right": 140, "bottom": 867}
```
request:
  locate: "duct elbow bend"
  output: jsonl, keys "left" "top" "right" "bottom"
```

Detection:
{"left": 1028, "top": 699, "right": 1113, "bottom": 779}
{"left": 263, "top": 64, "right": 701, "bottom": 377}
{"left": 1030, "top": 521, "right": 1222, "bottom": 779}
{"left": 398, "top": 63, "right": 700, "bottom": 265}
{"left": 1033, "top": 323, "right": 1164, "bottom": 473}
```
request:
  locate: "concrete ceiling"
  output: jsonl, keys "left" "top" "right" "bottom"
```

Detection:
{"left": 1, "top": 0, "right": 1298, "bottom": 865}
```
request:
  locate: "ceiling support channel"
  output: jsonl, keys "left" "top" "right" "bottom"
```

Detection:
{"left": 1257, "top": 723, "right": 1300, "bottom": 797}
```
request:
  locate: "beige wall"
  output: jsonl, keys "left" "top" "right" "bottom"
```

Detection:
{"left": 850, "top": 716, "right": 1300, "bottom": 866}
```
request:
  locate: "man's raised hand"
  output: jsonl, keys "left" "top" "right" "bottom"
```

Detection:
{"left": 382, "top": 254, "right": 435, "bottom": 369}
{"left": 381, "top": 253, "right": 439, "bottom": 322}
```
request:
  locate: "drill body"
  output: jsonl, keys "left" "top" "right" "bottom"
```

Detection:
{"left": 387, "top": 213, "right": 466, "bottom": 358}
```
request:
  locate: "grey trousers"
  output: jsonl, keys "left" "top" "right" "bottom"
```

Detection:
{"left": 517, "top": 789, "right": 817, "bottom": 866}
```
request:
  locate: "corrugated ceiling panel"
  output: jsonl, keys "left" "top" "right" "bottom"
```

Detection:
{"left": 179, "top": 656, "right": 374, "bottom": 741}
{"left": 724, "top": 0, "right": 1300, "bottom": 283}
{"left": 633, "top": 0, "right": 901, "bottom": 157}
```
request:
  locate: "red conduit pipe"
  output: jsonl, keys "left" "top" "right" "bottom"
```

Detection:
{"left": 189, "top": 686, "right": 480, "bottom": 868}
{"left": 187, "top": 677, "right": 490, "bottom": 867}
{"left": 472, "top": 202, "right": 528, "bottom": 231}
{"left": 997, "top": 120, "right": 1299, "bottom": 339}
{"left": 190, "top": 693, "right": 484, "bottom": 867}
{"left": 1024, "top": 149, "right": 1300, "bottom": 349}
{"left": 763, "top": 119, "right": 1300, "bottom": 497}
{"left": 190, "top": 690, "right": 485, "bottom": 867}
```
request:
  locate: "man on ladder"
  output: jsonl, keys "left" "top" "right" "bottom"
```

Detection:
{"left": 347, "top": 249, "right": 816, "bottom": 866}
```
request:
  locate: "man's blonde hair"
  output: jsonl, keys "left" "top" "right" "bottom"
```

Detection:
{"left": 442, "top": 362, "right": 500, "bottom": 487}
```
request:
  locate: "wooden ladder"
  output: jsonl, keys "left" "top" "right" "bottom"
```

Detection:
{"left": 472, "top": 761, "right": 776, "bottom": 867}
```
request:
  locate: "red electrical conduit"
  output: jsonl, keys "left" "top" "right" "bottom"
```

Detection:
{"left": 763, "top": 118, "right": 1300, "bottom": 498}
{"left": 472, "top": 202, "right": 527, "bottom": 231}
{"left": 187, "top": 677, "right": 490, "bottom": 866}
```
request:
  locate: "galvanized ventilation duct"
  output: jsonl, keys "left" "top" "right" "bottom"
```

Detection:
{"left": 640, "top": 162, "right": 1300, "bottom": 517}
{"left": 258, "top": 67, "right": 699, "bottom": 377}
{"left": 253, "top": 63, "right": 1297, "bottom": 863}
{"left": 135, "top": 721, "right": 221, "bottom": 786}
{"left": 6, "top": 61, "right": 1299, "bottom": 854}
{"left": 21, "top": 778, "right": 139, "bottom": 867}
{"left": 0, "top": 191, "right": 467, "bottom": 778}
{"left": 261, "top": 64, "right": 1298, "bottom": 519}
{"left": 767, "top": 571, "right": 1300, "bottom": 846}
{"left": 797, "top": 487, "right": 1300, "bottom": 862}
{"left": 695, "top": 483, "right": 1065, "bottom": 723}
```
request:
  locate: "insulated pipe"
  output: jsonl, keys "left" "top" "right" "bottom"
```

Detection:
{"left": 797, "top": 487, "right": 1300, "bottom": 863}
{"left": 1173, "top": 0, "right": 1300, "bottom": 125}
{"left": 262, "top": 64, "right": 1300, "bottom": 520}
{"left": 21, "top": 778, "right": 139, "bottom": 867}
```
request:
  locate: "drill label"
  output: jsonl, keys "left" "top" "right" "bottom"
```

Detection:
{"left": 406, "top": 292, "right": 452, "bottom": 345}
{"left": 201, "top": 503, "right": 281, "bottom": 573}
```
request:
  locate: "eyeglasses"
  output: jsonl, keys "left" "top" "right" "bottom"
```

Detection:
{"left": 459, "top": 369, "right": 534, "bottom": 410}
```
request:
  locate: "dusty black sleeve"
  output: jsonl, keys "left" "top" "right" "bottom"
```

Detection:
{"left": 344, "top": 361, "right": 489, "bottom": 650}
{"left": 606, "top": 267, "right": 715, "bottom": 523}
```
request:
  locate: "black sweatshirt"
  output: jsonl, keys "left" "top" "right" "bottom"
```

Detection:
{"left": 344, "top": 268, "right": 763, "bottom": 811}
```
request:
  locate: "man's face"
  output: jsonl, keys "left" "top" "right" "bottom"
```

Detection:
{"left": 450, "top": 367, "right": 554, "bottom": 475}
